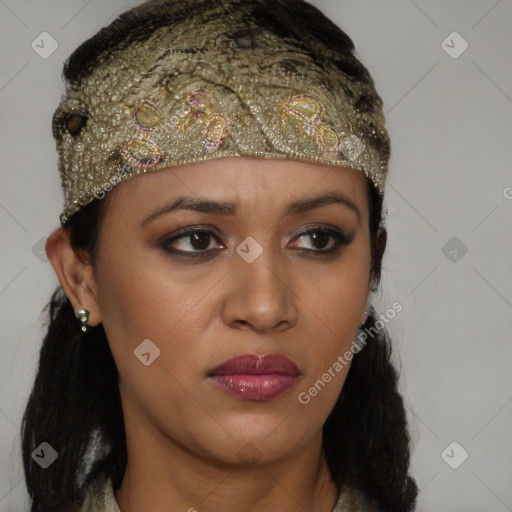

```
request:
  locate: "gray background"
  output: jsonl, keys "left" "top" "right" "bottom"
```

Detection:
{"left": 1, "top": 0, "right": 511, "bottom": 510}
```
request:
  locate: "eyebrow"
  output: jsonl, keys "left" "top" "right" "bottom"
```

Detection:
{"left": 140, "top": 192, "right": 361, "bottom": 227}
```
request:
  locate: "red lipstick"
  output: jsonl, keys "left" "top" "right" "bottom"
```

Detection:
{"left": 208, "top": 353, "right": 301, "bottom": 402}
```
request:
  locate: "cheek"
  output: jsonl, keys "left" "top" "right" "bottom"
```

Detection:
{"left": 284, "top": 243, "right": 370, "bottom": 427}
{"left": 94, "top": 243, "right": 222, "bottom": 384}
{"left": 301, "top": 241, "right": 371, "bottom": 344}
{"left": 94, "top": 259, "right": 216, "bottom": 442}
{"left": 94, "top": 251, "right": 182, "bottom": 367}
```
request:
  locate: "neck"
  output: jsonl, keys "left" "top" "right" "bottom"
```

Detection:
{"left": 114, "top": 408, "right": 339, "bottom": 512}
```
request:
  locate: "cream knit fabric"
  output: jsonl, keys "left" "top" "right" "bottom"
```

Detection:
{"left": 80, "top": 476, "right": 382, "bottom": 511}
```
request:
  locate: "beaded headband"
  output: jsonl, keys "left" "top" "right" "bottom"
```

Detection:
{"left": 52, "top": 0, "right": 390, "bottom": 227}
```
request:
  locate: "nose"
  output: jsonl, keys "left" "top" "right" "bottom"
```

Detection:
{"left": 221, "top": 246, "right": 298, "bottom": 334}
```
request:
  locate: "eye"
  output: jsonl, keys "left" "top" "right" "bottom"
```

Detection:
{"left": 160, "top": 228, "right": 224, "bottom": 257}
{"left": 289, "top": 226, "right": 353, "bottom": 254}
{"left": 160, "top": 225, "right": 352, "bottom": 258}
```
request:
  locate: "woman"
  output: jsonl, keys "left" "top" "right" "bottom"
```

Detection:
{"left": 21, "top": 0, "right": 418, "bottom": 510}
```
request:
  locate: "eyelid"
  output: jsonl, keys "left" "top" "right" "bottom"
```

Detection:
{"left": 289, "top": 225, "right": 353, "bottom": 253}
{"left": 158, "top": 225, "right": 225, "bottom": 257}
{"left": 159, "top": 223, "right": 353, "bottom": 257}
{"left": 158, "top": 224, "right": 223, "bottom": 243}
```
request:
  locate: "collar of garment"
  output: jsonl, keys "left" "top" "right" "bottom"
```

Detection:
{"left": 79, "top": 476, "right": 382, "bottom": 511}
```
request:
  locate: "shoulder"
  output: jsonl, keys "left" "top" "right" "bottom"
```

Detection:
{"left": 79, "top": 476, "right": 120, "bottom": 512}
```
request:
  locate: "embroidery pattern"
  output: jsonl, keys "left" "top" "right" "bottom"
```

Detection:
{"left": 119, "top": 139, "right": 163, "bottom": 167}
{"left": 133, "top": 100, "right": 164, "bottom": 132}
{"left": 201, "top": 114, "right": 231, "bottom": 153}
{"left": 283, "top": 94, "right": 342, "bottom": 160}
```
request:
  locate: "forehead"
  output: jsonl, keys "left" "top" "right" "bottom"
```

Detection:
{"left": 103, "top": 157, "right": 370, "bottom": 219}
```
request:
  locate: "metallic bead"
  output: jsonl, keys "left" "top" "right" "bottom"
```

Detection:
{"left": 65, "top": 111, "right": 87, "bottom": 136}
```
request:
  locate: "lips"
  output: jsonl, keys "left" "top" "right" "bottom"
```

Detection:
{"left": 209, "top": 353, "right": 301, "bottom": 376}
{"left": 207, "top": 353, "right": 301, "bottom": 402}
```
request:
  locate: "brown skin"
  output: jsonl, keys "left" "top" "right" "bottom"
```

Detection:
{"left": 46, "top": 157, "right": 379, "bottom": 511}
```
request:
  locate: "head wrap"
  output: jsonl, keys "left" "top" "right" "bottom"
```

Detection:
{"left": 52, "top": 0, "right": 390, "bottom": 227}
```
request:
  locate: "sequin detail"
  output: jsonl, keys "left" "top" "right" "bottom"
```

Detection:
{"left": 283, "top": 94, "right": 325, "bottom": 136}
{"left": 133, "top": 101, "right": 164, "bottom": 131}
{"left": 65, "top": 111, "right": 87, "bottom": 136}
{"left": 315, "top": 123, "right": 339, "bottom": 160}
{"left": 338, "top": 134, "right": 366, "bottom": 162}
{"left": 201, "top": 114, "right": 231, "bottom": 153}
{"left": 119, "top": 139, "right": 163, "bottom": 167}
{"left": 283, "top": 94, "right": 344, "bottom": 160}
{"left": 229, "top": 27, "right": 260, "bottom": 51}
{"left": 186, "top": 87, "right": 216, "bottom": 118}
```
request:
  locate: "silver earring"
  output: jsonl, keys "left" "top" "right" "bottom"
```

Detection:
{"left": 360, "top": 310, "right": 368, "bottom": 328}
{"left": 77, "top": 309, "right": 89, "bottom": 333}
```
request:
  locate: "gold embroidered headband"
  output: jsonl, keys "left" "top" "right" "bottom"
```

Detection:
{"left": 52, "top": 0, "right": 390, "bottom": 227}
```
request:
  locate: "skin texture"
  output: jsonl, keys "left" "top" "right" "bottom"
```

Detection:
{"left": 45, "top": 157, "right": 377, "bottom": 512}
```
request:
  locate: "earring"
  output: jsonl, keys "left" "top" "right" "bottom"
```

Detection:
{"left": 360, "top": 310, "right": 368, "bottom": 329}
{"left": 77, "top": 309, "right": 89, "bottom": 333}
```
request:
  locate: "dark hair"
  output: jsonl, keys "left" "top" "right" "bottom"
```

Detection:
{"left": 22, "top": 1, "right": 418, "bottom": 510}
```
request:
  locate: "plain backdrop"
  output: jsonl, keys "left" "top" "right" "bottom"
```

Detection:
{"left": 1, "top": 1, "right": 511, "bottom": 511}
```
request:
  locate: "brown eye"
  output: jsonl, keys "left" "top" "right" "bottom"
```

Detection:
{"left": 65, "top": 111, "right": 87, "bottom": 135}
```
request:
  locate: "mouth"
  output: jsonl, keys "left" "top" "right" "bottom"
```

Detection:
{"left": 207, "top": 353, "right": 301, "bottom": 402}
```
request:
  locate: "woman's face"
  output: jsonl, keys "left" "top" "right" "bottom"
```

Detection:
{"left": 91, "top": 156, "right": 372, "bottom": 465}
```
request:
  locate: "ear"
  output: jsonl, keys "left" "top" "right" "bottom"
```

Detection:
{"left": 45, "top": 227, "right": 102, "bottom": 327}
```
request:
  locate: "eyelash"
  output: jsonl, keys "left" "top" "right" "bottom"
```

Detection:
{"left": 159, "top": 225, "right": 353, "bottom": 259}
